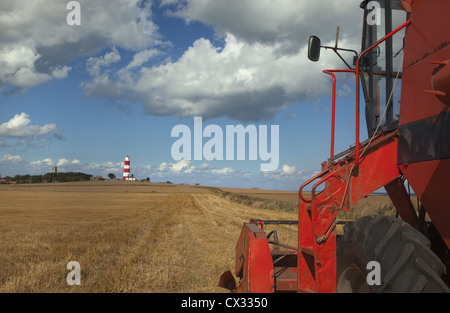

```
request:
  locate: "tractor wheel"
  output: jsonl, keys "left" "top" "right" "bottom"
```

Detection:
{"left": 337, "top": 215, "right": 449, "bottom": 293}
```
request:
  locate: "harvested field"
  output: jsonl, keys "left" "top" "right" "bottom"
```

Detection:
{"left": 217, "top": 185, "right": 402, "bottom": 220}
{"left": 0, "top": 180, "right": 401, "bottom": 293}
{"left": 0, "top": 181, "right": 297, "bottom": 293}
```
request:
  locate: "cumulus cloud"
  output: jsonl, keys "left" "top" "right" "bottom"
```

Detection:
{"left": 1, "top": 0, "right": 364, "bottom": 122}
{"left": 30, "top": 158, "right": 54, "bottom": 167}
{"left": 211, "top": 167, "right": 235, "bottom": 175}
{"left": 81, "top": 0, "right": 362, "bottom": 122}
{"left": 0, "top": 112, "right": 62, "bottom": 147}
{"left": 281, "top": 164, "right": 297, "bottom": 175}
{"left": 0, "top": 154, "right": 24, "bottom": 163}
{"left": 0, "top": 46, "right": 55, "bottom": 89}
{"left": 0, "top": 0, "right": 161, "bottom": 91}
{"left": 86, "top": 48, "right": 121, "bottom": 76}
{"left": 155, "top": 160, "right": 196, "bottom": 174}
{"left": 82, "top": 33, "right": 341, "bottom": 121}
{"left": 51, "top": 66, "right": 71, "bottom": 79}
{"left": 170, "top": 159, "right": 191, "bottom": 173}
{"left": 0, "top": 113, "right": 57, "bottom": 138}
{"left": 83, "top": 161, "right": 122, "bottom": 175}
{"left": 170, "top": 0, "right": 362, "bottom": 52}
{"left": 57, "top": 158, "right": 81, "bottom": 167}
{"left": 125, "top": 49, "right": 160, "bottom": 70}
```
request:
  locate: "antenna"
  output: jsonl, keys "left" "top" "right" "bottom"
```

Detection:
{"left": 335, "top": 26, "right": 340, "bottom": 49}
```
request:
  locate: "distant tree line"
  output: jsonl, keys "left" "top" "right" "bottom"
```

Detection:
{"left": 1, "top": 172, "right": 93, "bottom": 184}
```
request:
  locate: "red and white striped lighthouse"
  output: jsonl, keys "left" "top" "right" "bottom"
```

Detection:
{"left": 123, "top": 155, "right": 131, "bottom": 180}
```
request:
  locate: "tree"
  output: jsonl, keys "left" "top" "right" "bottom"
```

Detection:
{"left": 108, "top": 173, "right": 116, "bottom": 180}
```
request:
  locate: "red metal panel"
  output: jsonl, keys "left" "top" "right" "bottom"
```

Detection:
{"left": 297, "top": 133, "right": 400, "bottom": 293}
{"left": 274, "top": 264, "right": 297, "bottom": 292}
{"left": 399, "top": 159, "right": 450, "bottom": 249}
{"left": 349, "top": 134, "right": 400, "bottom": 204}
{"left": 398, "top": 0, "right": 450, "bottom": 250}
{"left": 400, "top": 0, "right": 450, "bottom": 126}
{"left": 247, "top": 239, "right": 274, "bottom": 293}
{"left": 297, "top": 202, "right": 317, "bottom": 293}
{"left": 234, "top": 223, "right": 274, "bottom": 293}
{"left": 267, "top": 247, "right": 298, "bottom": 292}
{"left": 384, "top": 177, "right": 418, "bottom": 227}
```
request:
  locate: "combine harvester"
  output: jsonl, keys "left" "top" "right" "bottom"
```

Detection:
{"left": 219, "top": 0, "right": 450, "bottom": 293}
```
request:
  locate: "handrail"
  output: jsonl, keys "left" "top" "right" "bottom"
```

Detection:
{"left": 299, "top": 168, "right": 342, "bottom": 207}
{"left": 322, "top": 69, "right": 356, "bottom": 158}
{"left": 354, "top": 19, "right": 411, "bottom": 167}
{"left": 298, "top": 168, "right": 329, "bottom": 203}
{"left": 311, "top": 170, "right": 340, "bottom": 205}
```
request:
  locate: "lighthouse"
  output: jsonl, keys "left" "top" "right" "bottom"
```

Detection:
{"left": 123, "top": 155, "right": 131, "bottom": 180}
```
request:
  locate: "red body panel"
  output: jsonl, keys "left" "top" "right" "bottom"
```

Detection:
{"left": 298, "top": 133, "right": 400, "bottom": 293}
{"left": 234, "top": 223, "right": 274, "bottom": 293}
{"left": 400, "top": 159, "right": 450, "bottom": 248}
{"left": 399, "top": 0, "right": 450, "bottom": 249}
{"left": 400, "top": 0, "right": 450, "bottom": 125}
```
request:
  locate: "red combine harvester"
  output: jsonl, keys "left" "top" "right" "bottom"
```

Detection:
{"left": 219, "top": 0, "right": 450, "bottom": 293}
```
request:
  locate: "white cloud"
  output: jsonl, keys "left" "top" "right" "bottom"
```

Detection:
{"left": 0, "top": 112, "right": 60, "bottom": 140}
{"left": 126, "top": 49, "right": 160, "bottom": 70}
{"left": 281, "top": 164, "right": 297, "bottom": 175}
{"left": 172, "top": 0, "right": 362, "bottom": 51}
{"left": 0, "top": 154, "right": 24, "bottom": 163}
{"left": 83, "top": 33, "right": 340, "bottom": 121}
{"left": 211, "top": 167, "right": 235, "bottom": 175}
{"left": 1, "top": 0, "right": 364, "bottom": 122}
{"left": 0, "top": 0, "right": 161, "bottom": 91}
{"left": 86, "top": 48, "right": 121, "bottom": 77}
{"left": 30, "top": 158, "right": 54, "bottom": 167}
{"left": 171, "top": 159, "right": 191, "bottom": 173}
{"left": 81, "top": 0, "right": 363, "bottom": 122}
{"left": 159, "top": 162, "right": 169, "bottom": 171}
{"left": 57, "top": 158, "right": 81, "bottom": 167}
{"left": 0, "top": 156, "right": 97, "bottom": 175}
{"left": 153, "top": 160, "right": 197, "bottom": 174}
{"left": 51, "top": 66, "right": 71, "bottom": 79}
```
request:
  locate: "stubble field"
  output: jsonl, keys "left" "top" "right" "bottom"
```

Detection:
{"left": 0, "top": 181, "right": 299, "bottom": 292}
{"left": 0, "top": 180, "right": 395, "bottom": 293}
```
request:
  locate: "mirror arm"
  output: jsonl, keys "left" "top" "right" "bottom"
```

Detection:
{"left": 322, "top": 46, "right": 358, "bottom": 70}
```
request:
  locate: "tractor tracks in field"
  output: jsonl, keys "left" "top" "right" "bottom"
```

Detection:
{"left": 85, "top": 192, "right": 297, "bottom": 292}
{"left": 93, "top": 194, "right": 186, "bottom": 291}
{"left": 97, "top": 193, "right": 228, "bottom": 292}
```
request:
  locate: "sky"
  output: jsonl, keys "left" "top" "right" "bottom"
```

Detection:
{"left": 0, "top": 0, "right": 369, "bottom": 190}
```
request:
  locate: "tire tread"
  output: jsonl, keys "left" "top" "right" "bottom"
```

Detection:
{"left": 337, "top": 215, "right": 449, "bottom": 293}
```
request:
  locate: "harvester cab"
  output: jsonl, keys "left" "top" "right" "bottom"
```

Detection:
{"left": 309, "top": 0, "right": 406, "bottom": 139}
{"left": 220, "top": 0, "right": 450, "bottom": 293}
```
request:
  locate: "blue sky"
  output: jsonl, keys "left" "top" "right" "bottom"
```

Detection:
{"left": 0, "top": 0, "right": 368, "bottom": 190}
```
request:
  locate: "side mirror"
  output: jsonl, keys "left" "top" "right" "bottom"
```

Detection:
{"left": 308, "top": 36, "right": 321, "bottom": 62}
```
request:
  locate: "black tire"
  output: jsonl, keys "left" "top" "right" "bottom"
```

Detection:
{"left": 337, "top": 215, "right": 449, "bottom": 293}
